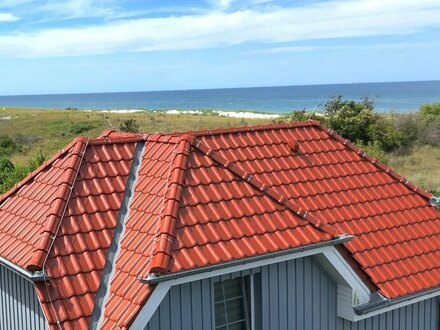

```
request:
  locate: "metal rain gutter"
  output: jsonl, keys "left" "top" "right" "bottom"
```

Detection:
{"left": 355, "top": 285, "right": 440, "bottom": 315}
{"left": 0, "top": 256, "right": 48, "bottom": 282}
{"left": 142, "top": 235, "right": 353, "bottom": 284}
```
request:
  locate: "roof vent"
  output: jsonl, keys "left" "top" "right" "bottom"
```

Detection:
{"left": 287, "top": 138, "right": 300, "bottom": 152}
{"left": 429, "top": 197, "right": 440, "bottom": 207}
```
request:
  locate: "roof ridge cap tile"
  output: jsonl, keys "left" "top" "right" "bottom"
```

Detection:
{"left": 315, "top": 123, "right": 433, "bottom": 201}
{"left": 0, "top": 137, "right": 85, "bottom": 206}
{"left": 97, "top": 129, "right": 118, "bottom": 138}
{"left": 26, "top": 138, "right": 89, "bottom": 271}
{"left": 148, "top": 134, "right": 194, "bottom": 275}
{"left": 90, "top": 133, "right": 181, "bottom": 145}
{"left": 192, "top": 137, "right": 341, "bottom": 238}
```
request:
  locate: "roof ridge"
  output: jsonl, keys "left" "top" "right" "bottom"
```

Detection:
{"left": 180, "top": 120, "right": 321, "bottom": 137}
{"left": 26, "top": 138, "right": 89, "bottom": 271}
{"left": 93, "top": 132, "right": 181, "bottom": 145}
{"left": 191, "top": 137, "right": 341, "bottom": 238}
{"left": 0, "top": 137, "right": 87, "bottom": 206}
{"left": 314, "top": 123, "right": 433, "bottom": 201}
{"left": 148, "top": 134, "right": 194, "bottom": 274}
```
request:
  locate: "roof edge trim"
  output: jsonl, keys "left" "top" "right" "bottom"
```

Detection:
{"left": 191, "top": 136, "right": 341, "bottom": 237}
{"left": 144, "top": 235, "right": 353, "bottom": 284}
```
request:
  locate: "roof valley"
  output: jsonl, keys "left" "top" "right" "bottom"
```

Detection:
{"left": 91, "top": 141, "right": 146, "bottom": 329}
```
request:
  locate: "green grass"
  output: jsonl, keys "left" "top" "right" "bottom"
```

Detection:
{"left": 0, "top": 107, "right": 439, "bottom": 195}
{"left": 388, "top": 146, "right": 440, "bottom": 195}
{"left": 0, "top": 107, "right": 270, "bottom": 164}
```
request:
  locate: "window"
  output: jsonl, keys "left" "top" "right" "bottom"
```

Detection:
{"left": 214, "top": 278, "right": 250, "bottom": 330}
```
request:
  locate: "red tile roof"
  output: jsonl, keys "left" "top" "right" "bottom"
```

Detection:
{"left": 1, "top": 121, "right": 439, "bottom": 329}
{"left": 0, "top": 138, "right": 136, "bottom": 329}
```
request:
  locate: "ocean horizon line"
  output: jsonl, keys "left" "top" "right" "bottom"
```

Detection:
{"left": 1, "top": 80, "right": 439, "bottom": 113}
{"left": 1, "top": 79, "right": 439, "bottom": 98}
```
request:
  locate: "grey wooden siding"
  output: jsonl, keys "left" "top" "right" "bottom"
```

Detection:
{"left": 0, "top": 265, "right": 48, "bottom": 330}
{"left": 143, "top": 256, "right": 439, "bottom": 330}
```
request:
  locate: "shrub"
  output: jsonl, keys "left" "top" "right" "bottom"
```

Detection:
{"left": 27, "top": 151, "right": 47, "bottom": 171}
{"left": 119, "top": 119, "right": 140, "bottom": 133}
{"left": 69, "top": 122, "right": 95, "bottom": 135}
{"left": 0, "top": 165, "right": 28, "bottom": 193}
{"left": 419, "top": 117, "right": 440, "bottom": 147}
{"left": 0, "top": 158, "right": 14, "bottom": 174}
{"left": 323, "top": 96, "right": 403, "bottom": 151}
{"left": 356, "top": 140, "right": 389, "bottom": 164}
{"left": 420, "top": 103, "right": 440, "bottom": 116}
{"left": 277, "top": 109, "right": 323, "bottom": 123}
{"left": 0, "top": 135, "right": 22, "bottom": 156}
{"left": 392, "top": 113, "right": 420, "bottom": 148}
{"left": 324, "top": 96, "right": 376, "bottom": 144}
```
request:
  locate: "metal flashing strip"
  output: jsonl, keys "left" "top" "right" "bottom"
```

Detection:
{"left": 0, "top": 256, "right": 48, "bottom": 282}
{"left": 89, "top": 141, "right": 146, "bottom": 330}
{"left": 355, "top": 285, "right": 440, "bottom": 316}
{"left": 143, "top": 235, "right": 353, "bottom": 284}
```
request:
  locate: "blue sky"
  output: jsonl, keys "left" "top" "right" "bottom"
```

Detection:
{"left": 0, "top": 0, "right": 439, "bottom": 95}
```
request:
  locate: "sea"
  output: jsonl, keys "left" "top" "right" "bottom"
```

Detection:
{"left": 1, "top": 80, "right": 439, "bottom": 113}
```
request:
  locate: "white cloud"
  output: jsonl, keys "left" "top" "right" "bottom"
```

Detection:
{"left": 0, "top": 12, "right": 18, "bottom": 21}
{"left": 0, "top": 0, "right": 439, "bottom": 58}
{"left": 257, "top": 42, "right": 440, "bottom": 54}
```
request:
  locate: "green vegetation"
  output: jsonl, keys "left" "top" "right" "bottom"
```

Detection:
{"left": 420, "top": 102, "right": 440, "bottom": 117}
{"left": 280, "top": 97, "right": 440, "bottom": 194}
{"left": 0, "top": 135, "right": 22, "bottom": 157}
{"left": 0, "top": 152, "right": 47, "bottom": 193}
{"left": 119, "top": 118, "right": 140, "bottom": 133}
{"left": 0, "top": 100, "right": 439, "bottom": 195}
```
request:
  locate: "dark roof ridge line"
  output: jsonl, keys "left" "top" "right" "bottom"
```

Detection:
{"left": 148, "top": 134, "right": 194, "bottom": 274}
{"left": 98, "top": 121, "right": 321, "bottom": 140}
{"left": 0, "top": 136, "right": 88, "bottom": 206}
{"left": 179, "top": 120, "right": 321, "bottom": 137}
{"left": 26, "top": 138, "right": 89, "bottom": 271}
{"left": 315, "top": 123, "right": 433, "bottom": 201}
{"left": 191, "top": 137, "right": 341, "bottom": 238}
{"left": 90, "top": 133, "right": 180, "bottom": 145}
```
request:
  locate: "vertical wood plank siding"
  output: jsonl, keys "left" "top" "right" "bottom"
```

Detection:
{"left": 0, "top": 266, "right": 48, "bottom": 330}
{"left": 143, "top": 256, "right": 439, "bottom": 330}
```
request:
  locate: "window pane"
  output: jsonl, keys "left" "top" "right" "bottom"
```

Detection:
{"left": 223, "top": 278, "right": 243, "bottom": 299}
{"left": 214, "top": 281, "right": 224, "bottom": 301}
{"left": 215, "top": 302, "right": 226, "bottom": 325}
{"left": 214, "top": 277, "right": 249, "bottom": 330}
{"left": 226, "top": 297, "right": 245, "bottom": 322}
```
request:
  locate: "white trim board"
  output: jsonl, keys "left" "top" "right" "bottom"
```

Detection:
{"left": 130, "top": 282, "right": 170, "bottom": 330}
